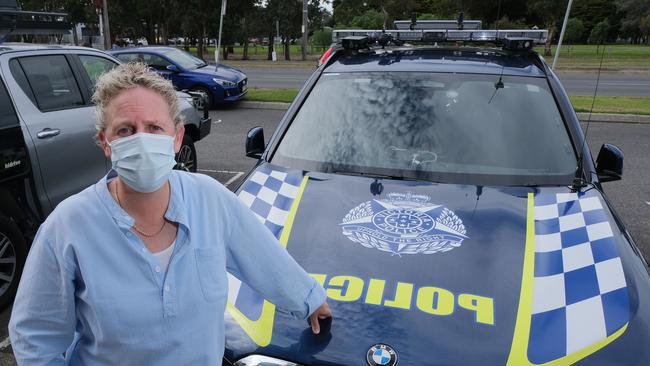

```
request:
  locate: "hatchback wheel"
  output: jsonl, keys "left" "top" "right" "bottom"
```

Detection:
{"left": 175, "top": 134, "right": 197, "bottom": 172}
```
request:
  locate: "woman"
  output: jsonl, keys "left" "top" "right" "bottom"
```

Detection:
{"left": 9, "top": 63, "right": 331, "bottom": 365}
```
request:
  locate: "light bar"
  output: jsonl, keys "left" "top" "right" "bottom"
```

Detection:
{"left": 332, "top": 29, "right": 548, "bottom": 45}
{"left": 394, "top": 20, "right": 482, "bottom": 30}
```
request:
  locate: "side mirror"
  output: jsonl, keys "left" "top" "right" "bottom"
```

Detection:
{"left": 166, "top": 64, "right": 180, "bottom": 73}
{"left": 596, "top": 143, "right": 623, "bottom": 182}
{"left": 246, "top": 127, "right": 265, "bottom": 159}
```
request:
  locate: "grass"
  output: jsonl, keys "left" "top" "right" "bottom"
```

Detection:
{"left": 245, "top": 88, "right": 650, "bottom": 115}
{"left": 570, "top": 96, "right": 650, "bottom": 115}
{"left": 534, "top": 44, "right": 650, "bottom": 69}
{"left": 180, "top": 44, "right": 649, "bottom": 69}
{"left": 245, "top": 88, "right": 299, "bottom": 103}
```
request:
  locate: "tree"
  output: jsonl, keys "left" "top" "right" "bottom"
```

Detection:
{"left": 617, "top": 0, "right": 650, "bottom": 43}
{"left": 641, "top": 14, "right": 650, "bottom": 43}
{"left": 351, "top": 9, "right": 384, "bottom": 29}
{"left": 565, "top": 18, "right": 586, "bottom": 44}
{"left": 527, "top": 0, "right": 569, "bottom": 56}
{"left": 590, "top": 20, "right": 609, "bottom": 53}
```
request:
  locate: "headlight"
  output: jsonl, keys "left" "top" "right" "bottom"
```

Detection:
{"left": 213, "top": 78, "right": 237, "bottom": 87}
{"left": 234, "top": 355, "right": 302, "bottom": 366}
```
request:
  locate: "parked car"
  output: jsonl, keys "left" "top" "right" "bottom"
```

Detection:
{"left": 109, "top": 46, "right": 248, "bottom": 108}
{"left": 223, "top": 24, "right": 650, "bottom": 365}
{"left": 0, "top": 43, "right": 211, "bottom": 309}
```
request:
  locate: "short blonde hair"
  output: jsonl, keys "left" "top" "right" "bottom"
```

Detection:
{"left": 92, "top": 62, "right": 182, "bottom": 137}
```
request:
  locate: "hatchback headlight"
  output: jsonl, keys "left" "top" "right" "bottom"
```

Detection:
{"left": 213, "top": 78, "right": 237, "bottom": 87}
{"left": 234, "top": 355, "right": 302, "bottom": 366}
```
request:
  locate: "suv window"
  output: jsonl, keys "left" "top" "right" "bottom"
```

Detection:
{"left": 18, "top": 56, "right": 84, "bottom": 111}
{"left": 0, "top": 77, "right": 19, "bottom": 129}
{"left": 273, "top": 72, "right": 577, "bottom": 186}
{"left": 79, "top": 55, "right": 118, "bottom": 87}
{"left": 142, "top": 54, "right": 172, "bottom": 71}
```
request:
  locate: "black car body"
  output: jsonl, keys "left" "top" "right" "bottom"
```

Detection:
{"left": 222, "top": 24, "right": 649, "bottom": 366}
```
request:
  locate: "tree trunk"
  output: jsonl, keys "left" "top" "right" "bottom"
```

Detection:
{"left": 544, "top": 24, "right": 555, "bottom": 57}
{"left": 197, "top": 33, "right": 204, "bottom": 59}
{"left": 72, "top": 24, "right": 79, "bottom": 46}
{"left": 222, "top": 44, "right": 229, "bottom": 60}
{"left": 284, "top": 37, "right": 291, "bottom": 61}
{"left": 267, "top": 30, "right": 274, "bottom": 60}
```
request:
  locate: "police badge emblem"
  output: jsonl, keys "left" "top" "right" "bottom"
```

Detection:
{"left": 340, "top": 192, "right": 467, "bottom": 255}
{"left": 367, "top": 344, "right": 398, "bottom": 366}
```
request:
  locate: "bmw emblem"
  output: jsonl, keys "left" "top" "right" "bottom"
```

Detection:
{"left": 367, "top": 344, "right": 398, "bottom": 366}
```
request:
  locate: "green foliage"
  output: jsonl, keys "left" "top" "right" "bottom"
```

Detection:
{"left": 311, "top": 28, "right": 333, "bottom": 47}
{"left": 351, "top": 9, "right": 385, "bottom": 29}
{"left": 590, "top": 20, "right": 610, "bottom": 44}
{"left": 565, "top": 18, "right": 586, "bottom": 43}
{"left": 640, "top": 14, "right": 650, "bottom": 37}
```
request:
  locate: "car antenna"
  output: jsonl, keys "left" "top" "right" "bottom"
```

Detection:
{"left": 488, "top": 0, "right": 504, "bottom": 105}
{"left": 571, "top": 43, "right": 606, "bottom": 192}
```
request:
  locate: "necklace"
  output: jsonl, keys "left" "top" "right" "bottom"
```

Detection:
{"left": 113, "top": 181, "right": 167, "bottom": 238}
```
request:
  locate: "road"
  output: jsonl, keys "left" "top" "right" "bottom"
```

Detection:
{"left": 0, "top": 108, "right": 648, "bottom": 363}
{"left": 242, "top": 67, "right": 650, "bottom": 96}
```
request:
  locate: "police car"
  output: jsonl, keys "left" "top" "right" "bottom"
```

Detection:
{"left": 223, "top": 20, "right": 650, "bottom": 366}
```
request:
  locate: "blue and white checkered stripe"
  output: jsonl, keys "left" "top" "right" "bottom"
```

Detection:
{"left": 528, "top": 192, "right": 629, "bottom": 363}
{"left": 237, "top": 165, "right": 303, "bottom": 238}
{"left": 228, "top": 165, "right": 303, "bottom": 321}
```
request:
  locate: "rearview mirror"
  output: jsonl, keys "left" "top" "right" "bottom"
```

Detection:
{"left": 246, "top": 127, "right": 265, "bottom": 159}
{"left": 596, "top": 143, "right": 623, "bottom": 182}
{"left": 166, "top": 64, "right": 180, "bottom": 73}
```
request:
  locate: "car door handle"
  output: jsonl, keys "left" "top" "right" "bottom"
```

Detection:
{"left": 37, "top": 128, "right": 61, "bottom": 139}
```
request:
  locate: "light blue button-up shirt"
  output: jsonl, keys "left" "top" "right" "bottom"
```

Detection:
{"left": 9, "top": 171, "right": 326, "bottom": 365}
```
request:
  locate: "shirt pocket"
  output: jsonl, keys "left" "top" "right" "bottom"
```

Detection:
{"left": 194, "top": 248, "right": 227, "bottom": 303}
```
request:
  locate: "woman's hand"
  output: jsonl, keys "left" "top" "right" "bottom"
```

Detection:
{"left": 309, "top": 302, "right": 332, "bottom": 334}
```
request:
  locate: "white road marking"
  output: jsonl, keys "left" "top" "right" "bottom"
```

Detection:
{"left": 198, "top": 169, "right": 242, "bottom": 174}
{"left": 0, "top": 336, "right": 10, "bottom": 349}
{"left": 646, "top": 201, "right": 650, "bottom": 206}
{"left": 224, "top": 172, "right": 245, "bottom": 187}
{"left": 213, "top": 119, "right": 222, "bottom": 124}
{"left": 197, "top": 169, "right": 245, "bottom": 187}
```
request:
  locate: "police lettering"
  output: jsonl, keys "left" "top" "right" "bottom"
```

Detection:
{"left": 309, "top": 274, "right": 495, "bottom": 325}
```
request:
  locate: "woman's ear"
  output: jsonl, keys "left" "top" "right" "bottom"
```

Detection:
{"left": 98, "top": 130, "right": 111, "bottom": 158}
{"left": 174, "top": 124, "right": 185, "bottom": 154}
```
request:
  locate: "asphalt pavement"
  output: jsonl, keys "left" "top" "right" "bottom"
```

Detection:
{"left": 241, "top": 66, "right": 650, "bottom": 96}
{"left": 0, "top": 107, "right": 647, "bottom": 364}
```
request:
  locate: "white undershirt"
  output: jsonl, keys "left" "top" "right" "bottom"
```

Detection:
{"left": 152, "top": 239, "right": 176, "bottom": 274}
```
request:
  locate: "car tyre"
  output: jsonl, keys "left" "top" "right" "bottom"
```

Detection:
{"left": 190, "top": 86, "right": 213, "bottom": 109}
{"left": 175, "top": 134, "right": 197, "bottom": 173}
{"left": 0, "top": 216, "right": 27, "bottom": 310}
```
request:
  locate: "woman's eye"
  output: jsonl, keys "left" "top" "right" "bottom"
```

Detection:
{"left": 116, "top": 127, "right": 133, "bottom": 136}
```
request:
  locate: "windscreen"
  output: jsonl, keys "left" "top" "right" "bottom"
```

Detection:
{"left": 163, "top": 48, "right": 206, "bottom": 70}
{"left": 272, "top": 72, "right": 577, "bottom": 186}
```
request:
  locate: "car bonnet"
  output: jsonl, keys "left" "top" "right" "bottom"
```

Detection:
{"left": 190, "top": 63, "right": 244, "bottom": 82}
{"left": 223, "top": 163, "right": 648, "bottom": 365}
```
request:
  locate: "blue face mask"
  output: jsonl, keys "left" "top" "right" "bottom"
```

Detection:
{"left": 107, "top": 133, "right": 177, "bottom": 193}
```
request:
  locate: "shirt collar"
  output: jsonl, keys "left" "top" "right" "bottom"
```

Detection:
{"left": 95, "top": 170, "right": 190, "bottom": 233}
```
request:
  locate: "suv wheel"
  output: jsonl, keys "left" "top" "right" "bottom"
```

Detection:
{"left": 0, "top": 217, "right": 27, "bottom": 310}
{"left": 175, "top": 134, "right": 197, "bottom": 172}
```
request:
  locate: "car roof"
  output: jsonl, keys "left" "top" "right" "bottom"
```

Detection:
{"left": 109, "top": 46, "right": 178, "bottom": 54}
{"left": 0, "top": 43, "right": 103, "bottom": 54}
{"left": 325, "top": 47, "right": 547, "bottom": 77}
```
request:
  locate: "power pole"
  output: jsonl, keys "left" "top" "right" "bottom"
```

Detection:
{"left": 216, "top": 0, "right": 226, "bottom": 65}
{"left": 552, "top": 0, "right": 573, "bottom": 70}
{"left": 102, "top": 0, "right": 111, "bottom": 50}
{"left": 301, "top": 0, "right": 308, "bottom": 61}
